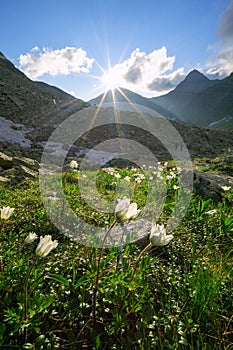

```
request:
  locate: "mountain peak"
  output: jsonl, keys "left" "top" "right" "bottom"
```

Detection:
{"left": 185, "top": 69, "right": 209, "bottom": 82}
{"left": 173, "top": 69, "right": 211, "bottom": 94}
{"left": 0, "top": 51, "right": 23, "bottom": 75}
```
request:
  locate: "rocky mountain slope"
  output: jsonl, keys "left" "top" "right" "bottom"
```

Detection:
{"left": 0, "top": 52, "right": 89, "bottom": 138}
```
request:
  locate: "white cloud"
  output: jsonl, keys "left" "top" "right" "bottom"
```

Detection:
{"left": 205, "top": 0, "right": 233, "bottom": 78}
{"left": 100, "top": 47, "right": 185, "bottom": 95}
{"left": 18, "top": 46, "right": 95, "bottom": 79}
{"left": 217, "top": 0, "right": 233, "bottom": 40}
{"left": 148, "top": 68, "right": 185, "bottom": 91}
{"left": 206, "top": 48, "right": 233, "bottom": 77}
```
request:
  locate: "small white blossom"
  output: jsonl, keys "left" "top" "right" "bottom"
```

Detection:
{"left": 124, "top": 176, "right": 131, "bottom": 182}
{"left": 69, "top": 160, "right": 78, "bottom": 169}
{"left": 205, "top": 209, "right": 217, "bottom": 215}
{"left": 114, "top": 173, "right": 121, "bottom": 179}
{"left": 25, "top": 232, "right": 38, "bottom": 244}
{"left": 0, "top": 206, "right": 15, "bottom": 220}
{"left": 115, "top": 197, "right": 140, "bottom": 221}
{"left": 173, "top": 185, "right": 180, "bottom": 190}
{"left": 35, "top": 235, "right": 58, "bottom": 257}
{"left": 149, "top": 223, "right": 174, "bottom": 246}
{"left": 125, "top": 203, "right": 141, "bottom": 220}
{"left": 221, "top": 186, "right": 231, "bottom": 191}
{"left": 115, "top": 197, "right": 130, "bottom": 221}
{"left": 102, "top": 167, "right": 116, "bottom": 175}
{"left": 167, "top": 171, "right": 176, "bottom": 181}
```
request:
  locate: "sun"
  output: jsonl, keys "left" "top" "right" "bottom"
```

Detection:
{"left": 100, "top": 66, "right": 121, "bottom": 91}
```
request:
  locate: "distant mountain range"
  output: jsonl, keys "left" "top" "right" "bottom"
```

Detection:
{"left": 89, "top": 70, "right": 233, "bottom": 129}
{"left": 0, "top": 51, "right": 233, "bottom": 160}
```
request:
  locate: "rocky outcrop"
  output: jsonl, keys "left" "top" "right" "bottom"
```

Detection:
{"left": 0, "top": 152, "right": 13, "bottom": 169}
{"left": 193, "top": 171, "right": 229, "bottom": 200}
{"left": 0, "top": 151, "right": 39, "bottom": 183}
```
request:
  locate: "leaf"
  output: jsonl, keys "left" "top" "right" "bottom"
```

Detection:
{"left": 47, "top": 274, "right": 71, "bottom": 288}
{"left": 0, "top": 324, "right": 6, "bottom": 339}
{"left": 74, "top": 275, "right": 88, "bottom": 289}
{"left": 179, "top": 336, "right": 189, "bottom": 346}
{"left": 95, "top": 335, "right": 101, "bottom": 349}
{"left": 34, "top": 334, "right": 46, "bottom": 348}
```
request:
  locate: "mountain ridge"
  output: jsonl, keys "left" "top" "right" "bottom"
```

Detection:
{"left": 0, "top": 51, "right": 233, "bottom": 164}
{"left": 0, "top": 52, "right": 89, "bottom": 130}
{"left": 89, "top": 69, "right": 233, "bottom": 128}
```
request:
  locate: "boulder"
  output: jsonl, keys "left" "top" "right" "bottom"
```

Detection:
{"left": 0, "top": 176, "right": 11, "bottom": 183}
{"left": 193, "top": 170, "right": 230, "bottom": 200}
{"left": 17, "top": 165, "right": 38, "bottom": 178}
{"left": 0, "top": 152, "right": 13, "bottom": 169}
{"left": 0, "top": 151, "right": 39, "bottom": 182}
{"left": 13, "top": 156, "right": 39, "bottom": 170}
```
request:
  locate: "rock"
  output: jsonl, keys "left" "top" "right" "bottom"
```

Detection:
{"left": 103, "top": 219, "right": 151, "bottom": 248}
{"left": 0, "top": 152, "right": 13, "bottom": 169}
{"left": 17, "top": 165, "right": 38, "bottom": 178}
{"left": 193, "top": 171, "right": 229, "bottom": 200}
{"left": 13, "top": 156, "right": 39, "bottom": 170}
{"left": 0, "top": 150, "right": 39, "bottom": 182}
{"left": 224, "top": 156, "right": 233, "bottom": 163}
{"left": 0, "top": 176, "right": 11, "bottom": 183}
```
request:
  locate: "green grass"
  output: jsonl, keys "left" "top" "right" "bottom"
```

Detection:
{"left": 0, "top": 162, "right": 232, "bottom": 349}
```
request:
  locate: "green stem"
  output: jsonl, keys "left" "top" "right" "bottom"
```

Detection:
{"left": 23, "top": 257, "right": 38, "bottom": 343}
{"left": 116, "top": 221, "right": 128, "bottom": 272}
{"left": 119, "top": 242, "right": 153, "bottom": 311}
{"left": 93, "top": 220, "right": 116, "bottom": 329}
{"left": 134, "top": 243, "right": 153, "bottom": 267}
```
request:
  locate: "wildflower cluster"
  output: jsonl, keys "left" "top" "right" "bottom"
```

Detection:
{"left": 115, "top": 197, "right": 174, "bottom": 248}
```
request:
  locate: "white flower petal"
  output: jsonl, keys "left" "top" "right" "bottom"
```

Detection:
{"left": 149, "top": 223, "right": 173, "bottom": 246}
{"left": 25, "top": 232, "right": 38, "bottom": 244}
{"left": 35, "top": 235, "right": 58, "bottom": 257}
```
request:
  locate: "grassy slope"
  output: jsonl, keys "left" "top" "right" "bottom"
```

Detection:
{"left": 0, "top": 159, "right": 232, "bottom": 349}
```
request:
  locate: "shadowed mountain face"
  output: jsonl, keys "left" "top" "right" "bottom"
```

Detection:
{"left": 89, "top": 87, "right": 176, "bottom": 120}
{"left": 0, "top": 52, "right": 89, "bottom": 130}
{"left": 89, "top": 70, "right": 233, "bottom": 128}
{"left": 150, "top": 70, "right": 233, "bottom": 127}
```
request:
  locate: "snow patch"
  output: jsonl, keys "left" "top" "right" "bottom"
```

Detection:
{"left": 0, "top": 116, "right": 32, "bottom": 147}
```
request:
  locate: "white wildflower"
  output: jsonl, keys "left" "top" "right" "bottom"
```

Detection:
{"left": 125, "top": 203, "right": 141, "bottom": 220}
{"left": 115, "top": 197, "right": 130, "bottom": 221}
{"left": 0, "top": 206, "right": 15, "bottom": 220}
{"left": 35, "top": 235, "right": 58, "bottom": 257}
{"left": 124, "top": 176, "right": 131, "bottom": 182}
{"left": 115, "top": 197, "right": 140, "bottom": 221}
{"left": 25, "top": 232, "right": 38, "bottom": 244}
{"left": 221, "top": 186, "right": 231, "bottom": 191}
{"left": 114, "top": 173, "right": 121, "bottom": 179}
{"left": 69, "top": 160, "right": 78, "bottom": 169}
{"left": 205, "top": 209, "right": 217, "bottom": 215}
{"left": 149, "top": 223, "right": 174, "bottom": 246}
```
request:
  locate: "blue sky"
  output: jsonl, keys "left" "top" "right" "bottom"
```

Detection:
{"left": 1, "top": 0, "right": 233, "bottom": 101}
